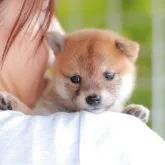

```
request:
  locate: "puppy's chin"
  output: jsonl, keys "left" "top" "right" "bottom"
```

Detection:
{"left": 86, "top": 108, "right": 106, "bottom": 114}
{"left": 82, "top": 106, "right": 110, "bottom": 114}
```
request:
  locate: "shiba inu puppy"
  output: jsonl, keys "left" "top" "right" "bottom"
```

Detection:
{"left": 0, "top": 29, "right": 149, "bottom": 123}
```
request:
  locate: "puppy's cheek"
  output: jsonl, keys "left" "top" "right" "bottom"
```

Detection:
{"left": 106, "top": 77, "right": 122, "bottom": 98}
{"left": 75, "top": 93, "right": 87, "bottom": 109}
{"left": 101, "top": 90, "right": 116, "bottom": 106}
{"left": 55, "top": 79, "right": 70, "bottom": 99}
{"left": 118, "top": 74, "right": 135, "bottom": 102}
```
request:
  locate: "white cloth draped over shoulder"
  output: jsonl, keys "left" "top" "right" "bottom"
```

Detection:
{"left": 0, "top": 110, "right": 165, "bottom": 165}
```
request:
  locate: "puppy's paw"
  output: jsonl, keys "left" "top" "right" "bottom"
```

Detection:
{"left": 0, "top": 92, "right": 17, "bottom": 111}
{"left": 123, "top": 104, "right": 150, "bottom": 123}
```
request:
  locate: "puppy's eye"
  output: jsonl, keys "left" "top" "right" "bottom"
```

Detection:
{"left": 70, "top": 75, "right": 81, "bottom": 84}
{"left": 104, "top": 72, "right": 115, "bottom": 80}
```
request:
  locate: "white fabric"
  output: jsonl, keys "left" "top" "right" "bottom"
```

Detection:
{"left": 0, "top": 111, "right": 165, "bottom": 165}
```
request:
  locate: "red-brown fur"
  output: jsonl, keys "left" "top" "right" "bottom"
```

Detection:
{"left": 34, "top": 29, "right": 139, "bottom": 114}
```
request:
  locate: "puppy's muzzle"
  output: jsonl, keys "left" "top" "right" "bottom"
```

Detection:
{"left": 86, "top": 94, "right": 101, "bottom": 106}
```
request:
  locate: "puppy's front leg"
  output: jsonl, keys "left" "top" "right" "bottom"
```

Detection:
{"left": 122, "top": 104, "right": 150, "bottom": 123}
{"left": 0, "top": 92, "right": 32, "bottom": 114}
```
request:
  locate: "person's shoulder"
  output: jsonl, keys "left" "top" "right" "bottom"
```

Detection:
{"left": 80, "top": 110, "right": 145, "bottom": 128}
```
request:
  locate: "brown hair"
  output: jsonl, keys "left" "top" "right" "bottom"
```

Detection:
{"left": 1, "top": 0, "right": 55, "bottom": 63}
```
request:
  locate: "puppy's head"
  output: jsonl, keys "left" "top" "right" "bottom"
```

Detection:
{"left": 46, "top": 29, "right": 140, "bottom": 113}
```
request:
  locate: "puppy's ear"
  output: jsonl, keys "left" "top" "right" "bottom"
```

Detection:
{"left": 46, "top": 32, "right": 65, "bottom": 54}
{"left": 115, "top": 39, "right": 140, "bottom": 62}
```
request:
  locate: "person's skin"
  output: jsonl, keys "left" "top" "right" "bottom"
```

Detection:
{"left": 0, "top": 0, "right": 54, "bottom": 108}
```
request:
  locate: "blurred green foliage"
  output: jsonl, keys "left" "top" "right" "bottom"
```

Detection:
{"left": 57, "top": 0, "right": 151, "bottom": 111}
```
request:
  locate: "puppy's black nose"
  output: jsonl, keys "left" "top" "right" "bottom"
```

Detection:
{"left": 86, "top": 95, "right": 101, "bottom": 106}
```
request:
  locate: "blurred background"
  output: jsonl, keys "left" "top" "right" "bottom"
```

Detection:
{"left": 56, "top": 0, "right": 165, "bottom": 138}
